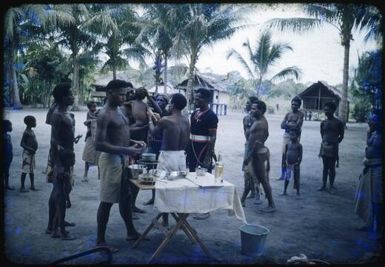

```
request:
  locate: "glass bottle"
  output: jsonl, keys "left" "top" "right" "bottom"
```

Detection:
{"left": 214, "top": 153, "right": 224, "bottom": 183}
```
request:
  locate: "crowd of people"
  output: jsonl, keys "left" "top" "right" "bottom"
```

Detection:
{"left": 2, "top": 80, "right": 382, "bottom": 252}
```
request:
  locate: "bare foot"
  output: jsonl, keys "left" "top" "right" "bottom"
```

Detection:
{"left": 317, "top": 186, "right": 326, "bottom": 191}
{"left": 20, "top": 188, "right": 29, "bottom": 193}
{"left": 279, "top": 191, "right": 287, "bottom": 196}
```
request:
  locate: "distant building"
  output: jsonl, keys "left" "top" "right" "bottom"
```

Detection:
{"left": 176, "top": 73, "right": 230, "bottom": 115}
{"left": 298, "top": 81, "right": 350, "bottom": 120}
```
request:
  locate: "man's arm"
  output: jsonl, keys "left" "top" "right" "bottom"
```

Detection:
{"left": 338, "top": 120, "right": 345, "bottom": 143}
{"left": 280, "top": 113, "right": 289, "bottom": 130}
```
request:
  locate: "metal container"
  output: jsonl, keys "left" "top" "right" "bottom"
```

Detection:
{"left": 141, "top": 153, "right": 156, "bottom": 162}
{"left": 128, "top": 164, "right": 146, "bottom": 179}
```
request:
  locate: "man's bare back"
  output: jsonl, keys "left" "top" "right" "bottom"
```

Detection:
{"left": 158, "top": 115, "right": 189, "bottom": 151}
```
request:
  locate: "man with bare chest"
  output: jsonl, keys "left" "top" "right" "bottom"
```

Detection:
{"left": 95, "top": 79, "right": 145, "bottom": 251}
{"left": 243, "top": 101, "right": 276, "bottom": 213}
{"left": 277, "top": 96, "right": 304, "bottom": 180}
{"left": 318, "top": 102, "right": 344, "bottom": 192}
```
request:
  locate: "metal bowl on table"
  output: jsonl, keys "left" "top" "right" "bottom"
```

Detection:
{"left": 128, "top": 164, "right": 146, "bottom": 179}
{"left": 167, "top": 171, "right": 187, "bottom": 180}
{"left": 141, "top": 153, "right": 156, "bottom": 162}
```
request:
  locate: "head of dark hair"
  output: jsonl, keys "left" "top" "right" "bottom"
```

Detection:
{"left": 324, "top": 102, "right": 337, "bottom": 112}
{"left": 195, "top": 88, "right": 211, "bottom": 102}
{"left": 3, "top": 120, "right": 12, "bottom": 131}
{"left": 24, "top": 115, "right": 36, "bottom": 126}
{"left": 135, "top": 87, "right": 147, "bottom": 100}
{"left": 156, "top": 94, "right": 169, "bottom": 104}
{"left": 171, "top": 93, "right": 187, "bottom": 110}
{"left": 256, "top": 100, "right": 267, "bottom": 114}
{"left": 248, "top": 96, "right": 258, "bottom": 103}
{"left": 105, "top": 79, "right": 130, "bottom": 92}
{"left": 52, "top": 83, "right": 72, "bottom": 103}
{"left": 87, "top": 101, "right": 96, "bottom": 109}
{"left": 291, "top": 96, "right": 302, "bottom": 106}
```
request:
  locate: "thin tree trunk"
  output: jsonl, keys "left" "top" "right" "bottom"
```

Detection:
{"left": 164, "top": 56, "right": 168, "bottom": 95}
{"left": 113, "top": 64, "right": 117, "bottom": 80}
{"left": 256, "top": 75, "right": 263, "bottom": 98}
{"left": 186, "top": 51, "right": 197, "bottom": 113}
{"left": 10, "top": 45, "right": 22, "bottom": 109}
{"left": 72, "top": 57, "right": 81, "bottom": 111}
{"left": 339, "top": 41, "right": 350, "bottom": 125}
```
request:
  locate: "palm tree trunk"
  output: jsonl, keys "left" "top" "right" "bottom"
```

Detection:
{"left": 164, "top": 56, "right": 168, "bottom": 94}
{"left": 186, "top": 51, "right": 197, "bottom": 113}
{"left": 256, "top": 76, "right": 263, "bottom": 98}
{"left": 113, "top": 65, "right": 117, "bottom": 80}
{"left": 338, "top": 40, "right": 350, "bottom": 125}
{"left": 10, "top": 44, "right": 22, "bottom": 109}
{"left": 72, "top": 57, "right": 81, "bottom": 111}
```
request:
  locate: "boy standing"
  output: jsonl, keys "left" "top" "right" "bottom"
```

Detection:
{"left": 3, "top": 120, "right": 14, "bottom": 190}
{"left": 281, "top": 129, "right": 302, "bottom": 197}
{"left": 20, "top": 116, "right": 38, "bottom": 192}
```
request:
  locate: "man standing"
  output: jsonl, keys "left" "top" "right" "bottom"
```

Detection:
{"left": 244, "top": 101, "right": 276, "bottom": 213}
{"left": 95, "top": 79, "right": 145, "bottom": 251}
{"left": 277, "top": 96, "right": 304, "bottom": 180}
{"left": 46, "top": 83, "right": 78, "bottom": 239}
{"left": 148, "top": 93, "right": 190, "bottom": 225}
{"left": 186, "top": 88, "right": 218, "bottom": 173}
{"left": 318, "top": 102, "right": 344, "bottom": 193}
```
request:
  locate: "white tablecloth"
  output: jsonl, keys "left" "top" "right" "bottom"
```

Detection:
{"left": 154, "top": 172, "right": 247, "bottom": 223}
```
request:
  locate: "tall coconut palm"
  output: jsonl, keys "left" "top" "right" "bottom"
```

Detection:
{"left": 172, "top": 4, "right": 245, "bottom": 109}
{"left": 226, "top": 31, "right": 301, "bottom": 97}
{"left": 4, "top": 4, "right": 73, "bottom": 109}
{"left": 265, "top": 3, "right": 382, "bottom": 124}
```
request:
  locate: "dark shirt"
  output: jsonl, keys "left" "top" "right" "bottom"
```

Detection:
{"left": 190, "top": 109, "right": 218, "bottom": 136}
{"left": 366, "top": 130, "right": 382, "bottom": 159}
{"left": 20, "top": 128, "right": 38, "bottom": 154}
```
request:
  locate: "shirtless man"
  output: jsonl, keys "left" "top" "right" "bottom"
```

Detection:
{"left": 46, "top": 83, "right": 78, "bottom": 240}
{"left": 95, "top": 79, "right": 145, "bottom": 251}
{"left": 318, "top": 102, "right": 344, "bottom": 193}
{"left": 277, "top": 96, "right": 304, "bottom": 180}
{"left": 127, "top": 87, "right": 150, "bottom": 214}
{"left": 148, "top": 93, "right": 190, "bottom": 226}
{"left": 244, "top": 101, "right": 276, "bottom": 213}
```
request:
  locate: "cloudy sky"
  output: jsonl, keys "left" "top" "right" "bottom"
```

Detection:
{"left": 191, "top": 4, "right": 380, "bottom": 86}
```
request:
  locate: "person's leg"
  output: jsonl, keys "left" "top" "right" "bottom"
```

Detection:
{"left": 294, "top": 165, "right": 300, "bottom": 196}
{"left": 241, "top": 172, "right": 251, "bottom": 206}
{"left": 255, "top": 156, "right": 275, "bottom": 211}
{"left": 20, "top": 173, "right": 28, "bottom": 192}
{"left": 248, "top": 175, "right": 256, "bottom": 198}
{"left": 329, "top": 157, "right": 337, "bottom": 189}
{"left": 120, "top": 177, "right": 140, "bottom": 239}
{"left": 144, "top": 189, "right": 155, "bottom": 205}
{"left": 277, "top": 153, "right": 286, "bottom": 180}
{"left": 46, "top": 186, "right": 55, "bottom": 233}
{"left": 282, "top": 179, "right": 289, "bottom": 195}
{"left": 4, "top": 164, "right": 14, "bottom": 190}
{"left": 82, "top": 162, "right": 90, "bottom": 182}
{"left": 30, "top": 173, "right": 37, "bottom": 190}
{"left": 96, "top": 202, "right": 113, "bottom": 244}
{"left": 318, "top": 157, "right": 328, "bottom": 191}
{"left": 66, "top": 184, "right": 72, "bottom": 208}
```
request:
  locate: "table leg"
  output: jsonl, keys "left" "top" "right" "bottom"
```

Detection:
{"left": 132, "top": 213, "right": 163, "bottom": 248}
{"left": 170, "top": 213, "right": 197, "bottom": 244}
{"left": 178, "top": 214, "right": 212, "bottom": 259}
{"left": 148, "top": 213, "right": 189, "bottom": 263}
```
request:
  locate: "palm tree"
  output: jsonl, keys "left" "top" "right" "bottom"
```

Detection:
{"left": 265, "top": 3, "right": 381, "bottom": 124}
{"left": 172, "top": 4, "right": 245, "bottom": 109}
{"left": 226, "top": 31, "right": 301, "bottom": 97}
{"left": 4, "top": 4, "right": 73, "bottom": 109}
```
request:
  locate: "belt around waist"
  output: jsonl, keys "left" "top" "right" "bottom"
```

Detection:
{"left": 190, "top": 134, "right": 211, "bottom": 142}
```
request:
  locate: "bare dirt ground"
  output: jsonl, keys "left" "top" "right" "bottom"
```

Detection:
{"left": 2, "top": 108, "right": 383, "bottom": 264}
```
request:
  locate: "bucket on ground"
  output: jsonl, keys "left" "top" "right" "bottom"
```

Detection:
{"left": 239, "top": 224, "right": 269, "bottom": 256}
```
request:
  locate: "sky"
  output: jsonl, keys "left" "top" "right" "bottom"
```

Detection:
{"left": 189, "top": 4, "right": 380, "bottom": 86}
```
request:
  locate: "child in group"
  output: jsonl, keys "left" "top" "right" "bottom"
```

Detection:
{"left": 82, "top": 101, "right": 99, "bottom": 182}
{"left": 20, "top": 115, "right": 38, "bottom": 192}
{"left": 3, "top": 120, "right": 14, "bottom": 190}
{"left": 281, "top": 129, "right": 303, "bottom": 197}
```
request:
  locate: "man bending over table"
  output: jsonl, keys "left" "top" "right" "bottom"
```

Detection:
{"left": 148, "top": 93, "right": 190, "bottom": 226}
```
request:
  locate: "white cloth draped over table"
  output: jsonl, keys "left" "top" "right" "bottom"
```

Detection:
{"left": 154, "top": 172, "right": 247, "bottom": 224}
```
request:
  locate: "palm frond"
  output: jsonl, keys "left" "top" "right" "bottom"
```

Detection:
{"left": 226, "top": 48, "right": 256, "bottom": 79}
{"left": 270, "top": 66, "right": 302, "bottom": 82}
{"left": 264, "top": 17, "right": 322, "bottom": 33}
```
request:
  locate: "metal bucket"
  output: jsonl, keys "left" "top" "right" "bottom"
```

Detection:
{"left": 239, "top": 224, "right": 269, "bottom": 256}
